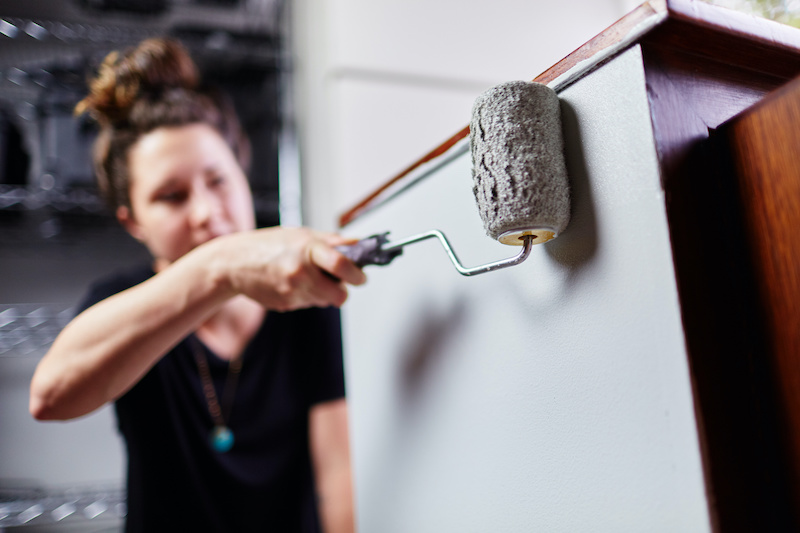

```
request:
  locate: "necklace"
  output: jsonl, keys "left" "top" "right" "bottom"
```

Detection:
{"left": 189, "top": 336, "right": 243, "bottom": 453}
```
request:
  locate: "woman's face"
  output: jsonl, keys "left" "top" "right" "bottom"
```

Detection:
{"left": 119, "top": 123, "right": 255, "bottom": 269}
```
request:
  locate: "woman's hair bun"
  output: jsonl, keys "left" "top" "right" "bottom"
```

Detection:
{"left": 76, "top": 38, "right": 199, "bottom": 125}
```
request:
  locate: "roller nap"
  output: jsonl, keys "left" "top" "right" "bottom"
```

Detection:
{"left": 470, "top": 81, "right": 570, "bottom": 245}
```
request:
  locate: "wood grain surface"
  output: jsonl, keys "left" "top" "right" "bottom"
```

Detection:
{"left": 726, "top": 75, "right": 800, "bottom": 521}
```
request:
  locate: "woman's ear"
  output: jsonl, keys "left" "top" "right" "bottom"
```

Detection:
{"left": 116, "top": 205, "right": 144, "bottom": 242}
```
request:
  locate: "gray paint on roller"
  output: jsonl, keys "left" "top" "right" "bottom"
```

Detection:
{"left": 470, "top": 81, "right": 571, "bottom": 241}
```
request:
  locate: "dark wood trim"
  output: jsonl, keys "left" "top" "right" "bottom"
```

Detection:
{"left": 337, "top": 124, "right": 469, "bottom": 228}
{"left": 723, "top": 75, "right": 800, "bottom": 525}
{"left": 643, "top": 50, "right": 797, "bottom": 532}
{"left": 528, "top": 0, "right": 666, "bottom": 86}
{"left": 636, "top": 7, "right": 800, "bottom": 532}
{"left": 667, "top": 0, "right": 800, "bottom": 57}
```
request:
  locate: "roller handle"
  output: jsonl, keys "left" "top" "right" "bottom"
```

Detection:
{"left": 336, "top": 232, "right": 403, "bottom": 268}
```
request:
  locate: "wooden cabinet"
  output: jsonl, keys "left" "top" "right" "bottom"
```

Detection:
{"left": 339, "top": 2, "right": 800, "bottom": 531}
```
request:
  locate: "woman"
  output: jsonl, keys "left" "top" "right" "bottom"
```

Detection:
{"left": 29, "top": 38, "right": 364, "bottom": 533}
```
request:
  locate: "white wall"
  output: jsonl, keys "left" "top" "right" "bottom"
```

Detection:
{"left": 292, "top": 0, "right": 632, "bottom": 230}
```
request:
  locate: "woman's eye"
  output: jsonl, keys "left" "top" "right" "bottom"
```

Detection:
{"left": 209, "top": 174, "right": 226, "bottom": 187}
{"left": 157, "top": 190, "right": 187, "bottom": 203}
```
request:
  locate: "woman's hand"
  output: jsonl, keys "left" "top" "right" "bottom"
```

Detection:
{"left": 199, "top": 227, "right": 367, "bottom": 311}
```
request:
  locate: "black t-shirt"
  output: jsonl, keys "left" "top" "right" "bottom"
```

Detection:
{"left": 77, "top": 265, "right": 346, "bottom": 533}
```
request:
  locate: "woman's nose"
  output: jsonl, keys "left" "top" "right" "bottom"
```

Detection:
{"left": 189, "top": 185, "right": 219, "bottom": 226}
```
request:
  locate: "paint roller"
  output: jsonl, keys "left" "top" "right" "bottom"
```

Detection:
{"left": 338, "top": 80, "right": 571, "bottom": 276}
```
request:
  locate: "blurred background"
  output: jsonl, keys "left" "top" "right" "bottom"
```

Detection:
{"left": 0, "top": 0, "right": 796, "bottom": 530}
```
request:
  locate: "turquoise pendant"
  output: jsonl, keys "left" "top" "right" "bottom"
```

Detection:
{"left": 211, "top": 425, "right": 234, "bottom": 453}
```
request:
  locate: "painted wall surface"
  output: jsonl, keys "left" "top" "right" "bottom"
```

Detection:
{"left": 341, "top": 46, "right": 712, "bottom": 532}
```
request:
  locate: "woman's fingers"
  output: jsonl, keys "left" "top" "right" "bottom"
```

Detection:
{"left": 309, "top": 241, "right": 367, "bottom": 287}
{"left": 304, "top": 262, "right": 350, "bottom": 309}
{"left": 209, "top": 227, "right": 367, "bottom": 311}
{"left": 274, "top": 248, "right": 353, "bottom": 310}
{"left": 317, "top": 232, "right": 357, "bottom": 247}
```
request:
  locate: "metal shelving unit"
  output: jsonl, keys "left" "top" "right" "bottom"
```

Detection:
{"left": 0, "top": 304, "right": 73, "bottom": 359}
{"left": 0, "top": 484, "right": 125, "bottom": 530}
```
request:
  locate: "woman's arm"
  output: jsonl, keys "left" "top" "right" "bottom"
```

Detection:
{"left": 30, "top": 227, "right": 365, "bottom": 421}
{"left": 309, "top": 398, "right": 355, "bottom": 533}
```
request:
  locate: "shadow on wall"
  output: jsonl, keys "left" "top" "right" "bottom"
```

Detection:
{"left": 545, "top": 99, "right": 599, "bottom": 272}
{"left": 368, "top": 98, "right": 599, "bottom": 409}
{"left": 398, "top": 293, "right": 468, "bottom": 406}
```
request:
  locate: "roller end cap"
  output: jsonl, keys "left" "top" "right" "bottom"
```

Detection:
{"left": 497, "top": 227, "right": 557, "bottom": 246}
